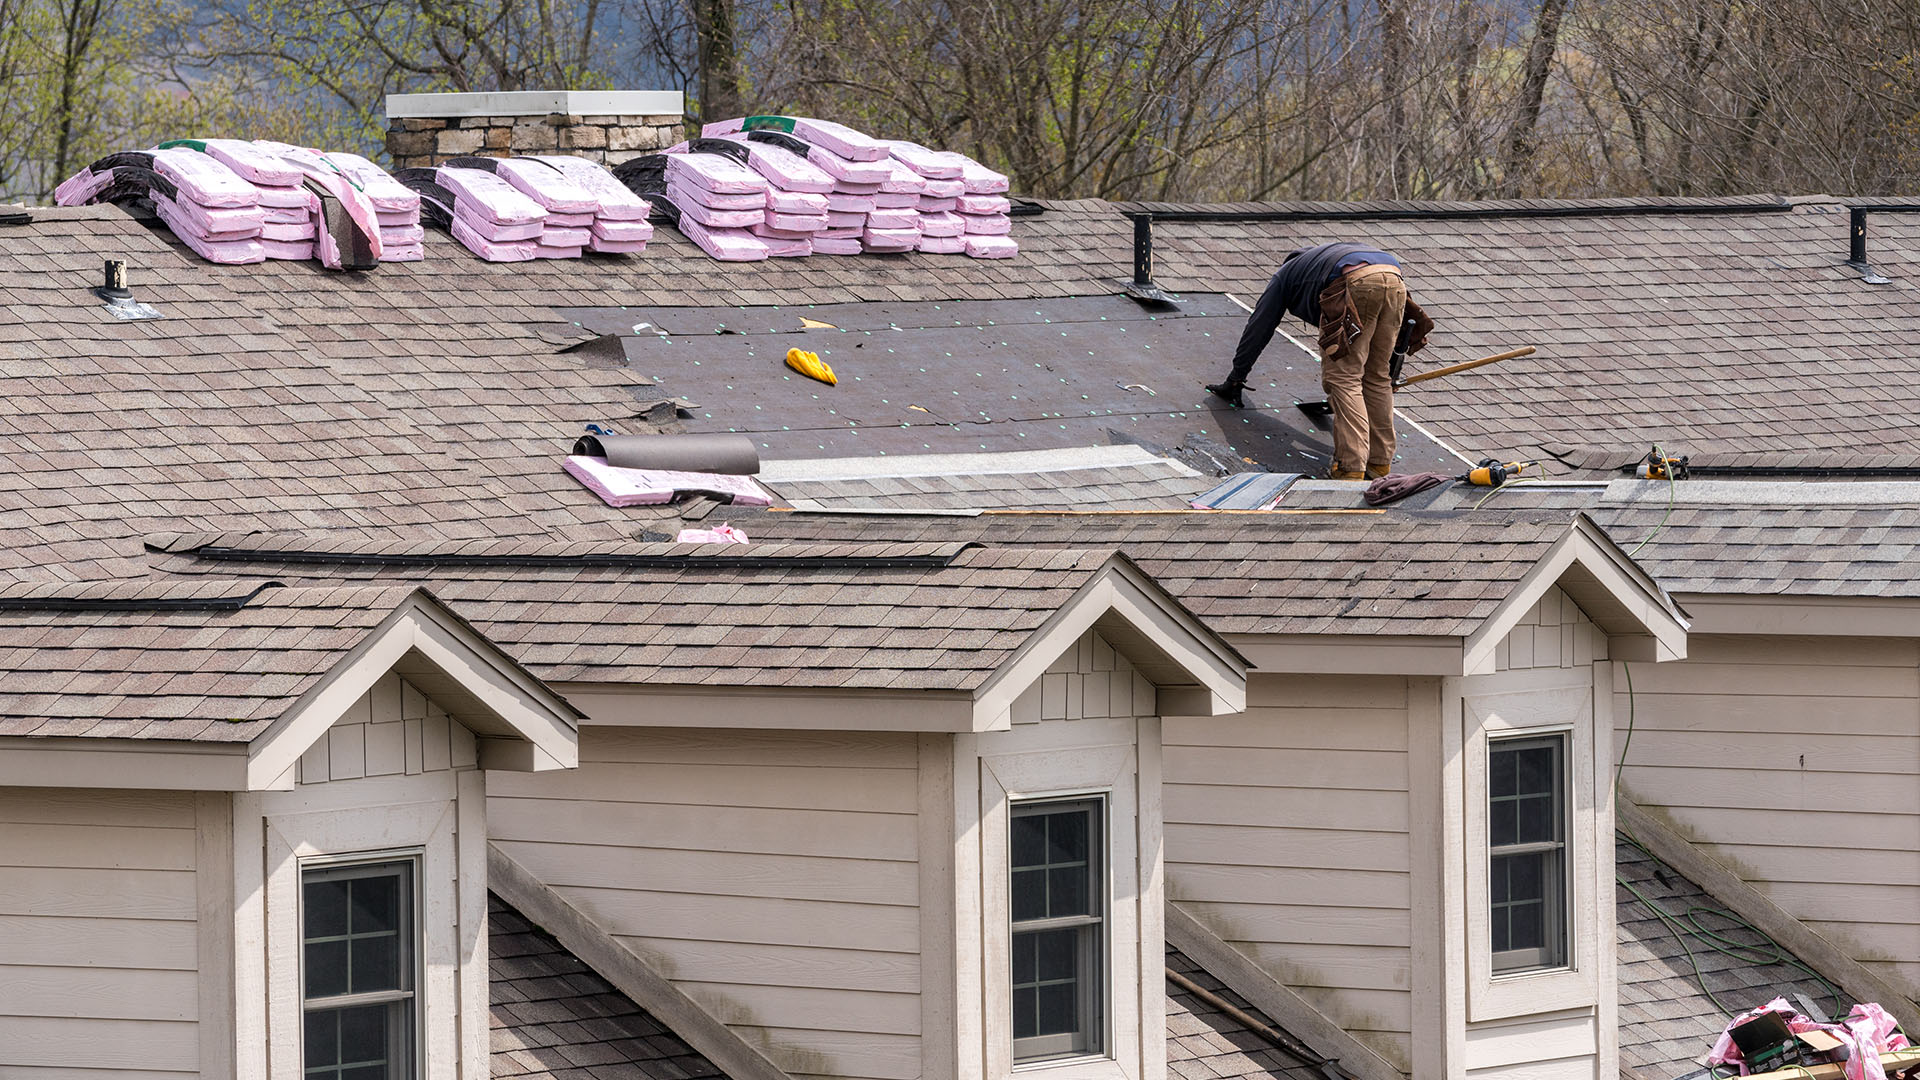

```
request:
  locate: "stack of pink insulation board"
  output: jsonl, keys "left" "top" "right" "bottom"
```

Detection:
{"left": 697, "top": 116, "right": 1017, "bottom": 259}
{"left": 400, "top": 157, "right": 651, "bottom": 261}
{"left": 53, "top": 139, "right": 423, "bottom": 269}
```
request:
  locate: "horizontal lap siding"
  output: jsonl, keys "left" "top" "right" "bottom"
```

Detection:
{"left": 1164, "top": 674, "right": 1414, "bottom": 1071}
{"left": 0, "top": 788, "right": 199, "bottom": 1075}
{"left": 489, "top": 727, "right": 922, "bottom": 1080}
{"left": 1616, "top": 635, "right": 1920, "bottom": 999}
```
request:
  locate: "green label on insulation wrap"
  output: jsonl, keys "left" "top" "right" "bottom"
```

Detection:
{"left": 739, "top": 116, "right": 797, "bottom": 133}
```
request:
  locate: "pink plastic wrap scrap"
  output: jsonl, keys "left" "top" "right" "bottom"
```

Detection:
{"left": 675, "top": 524, "right": 749, "bottom": 545}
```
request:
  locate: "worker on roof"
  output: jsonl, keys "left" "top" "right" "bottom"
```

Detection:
{"left": 1208, "top": 243, "right": 1433, "bottom": 480}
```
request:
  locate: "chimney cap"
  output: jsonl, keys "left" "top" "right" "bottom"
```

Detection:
{"left": 384, "top": 90, "right": 684, "bottom": 120}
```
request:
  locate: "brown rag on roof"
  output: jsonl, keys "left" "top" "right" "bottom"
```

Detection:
{"left": 1364, "top": 472, "right": 1453, "bottom": 506}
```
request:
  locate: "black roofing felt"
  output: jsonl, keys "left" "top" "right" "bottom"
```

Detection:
{"left": 559, "top": 294, "right": 1464, "bottom": 475}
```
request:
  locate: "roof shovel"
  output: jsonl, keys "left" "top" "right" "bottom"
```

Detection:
{"left": 1295, "top": 346, "right": 1535, "bottom": 430}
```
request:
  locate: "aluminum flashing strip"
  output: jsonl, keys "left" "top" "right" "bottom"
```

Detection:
{"left": 758, "top": 444, "right": 1196, "bottom": 483}
{"left": 384, "top": 90, "right": 685, "bottom": 119}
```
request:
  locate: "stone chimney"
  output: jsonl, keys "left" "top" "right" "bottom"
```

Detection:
{"left": 383, "top": 90, "right": 685, "bottom": 170}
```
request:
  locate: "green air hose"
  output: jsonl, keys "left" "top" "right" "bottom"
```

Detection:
{"left": 1615, "top": 832, "right": 1846, "bottom": 1020}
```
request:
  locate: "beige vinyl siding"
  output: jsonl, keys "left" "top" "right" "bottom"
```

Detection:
{"left": 1164, "top": 673, "right": 1414, "bottom": 1071}
{"left": 297, "top": 673, "right": 478, "bottom": 783}
{"left": 1615, "top": 634, "right": 1920, "bottom": 998}
{"left": 1496, "top": 587, "right": 1608, "bottom": 672}
{"left": 489, "top": 727, "right": 923, "bottom": 1080}
{"left": 0, "top": 787, "right": 200, "bottom": 1077}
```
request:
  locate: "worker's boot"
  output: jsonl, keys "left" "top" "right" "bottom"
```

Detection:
{"left": 1366, "top": 465, "right": 1391, "bottom": 480}
{"left": 1328, "top": 468, "right": 1366, "bottom": 480}
{"left": 1204, "top": 381, "right": 1246, "bottom": 409}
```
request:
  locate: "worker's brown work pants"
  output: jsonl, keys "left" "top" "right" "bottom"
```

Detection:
{"left": 1321, "top": 271, "right": 1407, "bottom": 478}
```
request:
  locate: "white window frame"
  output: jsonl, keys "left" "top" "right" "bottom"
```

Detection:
{"left": 1485, "top": 733, "right": 1568, "bottom": 974}
{"left": 980, "top": 742, "right": 1144, "bottom": 1080}
{"left": 1459, "top": 680, "right": 1601, "bottom": 1022}
{"left": 300, "top": 855, "right": 423, "bottom": 1080}
{"left": 1009, "top": 797, "right": 1107, "bottom": 1063}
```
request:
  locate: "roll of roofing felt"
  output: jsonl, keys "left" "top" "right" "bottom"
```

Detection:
{"left": 573, "top": 433, "right": 762, "bottom": 475}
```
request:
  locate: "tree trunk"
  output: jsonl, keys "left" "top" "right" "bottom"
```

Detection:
{"left": 1381, "top": 0, "right": 1412, "bottom": 197}
{"left": 1498, "top": 0, "right": 1570, "bottom": 195}
{"left": 693, "top": 0, "right": 742, "bottom": 125}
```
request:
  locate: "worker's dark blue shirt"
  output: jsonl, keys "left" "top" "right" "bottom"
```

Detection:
{"left": 1225, "top": 243, "right": 1400, "bottom": 384}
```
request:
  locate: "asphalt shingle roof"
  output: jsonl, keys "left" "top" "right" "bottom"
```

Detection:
{"left": 489, "top": 893, "right": 728, "bottom": 1080}
{"left": 1615, "top": 835, "right": 1847, "bottom": 1080}
{"left": 9, "top": 194, "right": 1918, "bottom": 587}
{"left": 1166, "top": 945, "right": 1338, "bottom": 1080}
{"left": 724, "top": 509, "right": 1583, "bottom": 637}
{"left": 147, "top": 537, "right": 1131, "bottom": 689}
{"left": 0, "top": 579, "right": 415, "bottom": 740}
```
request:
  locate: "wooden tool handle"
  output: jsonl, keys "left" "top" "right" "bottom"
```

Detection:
{"left": 1395, "top": 346, "right": 1536, "bottom": 388}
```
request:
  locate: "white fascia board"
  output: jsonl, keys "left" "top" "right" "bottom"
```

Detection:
{"left": 0, "top": 737, "right": 250, "bottom": 791}
{"left": 245, "top": 592, "right": 580, "bottom": 789}
{"left": 384, "top": 90, "right": 684, "bottom": 119}
{"left": 1460, "top": 522, "right": 1690, "bottom": 675}
{"left": 969, "top": 558, "right": 1248, "bottom": 730}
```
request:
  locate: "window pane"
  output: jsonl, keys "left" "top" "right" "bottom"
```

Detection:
{"left": 350, "top": 934, "right": 398, "bottom": 995}
{"left": 342, "top": 1067, "right": 387, "bottom": 1080}
{"left": 350, "top": 875, "right": 399, "bottom": 935}
{"left": 1508, "top": 900, "right": 1543, "bottom": 951}
{"left": 1491, "top": 904, "right": 1510, "bottom": 952}
{"left": 1036, "top": 983, "right": 1077, "bottom": 1037}
{"left": 305, "top": 879, "right": 349, "bottom": 939}
{"left": 1489, "top": 799, "right": 1516, "bottom": 847}
{"left": 1506, "top": 851, "right": 1542, "bottom": 902}
{"left": 1013, "top": 986, "right": 1038, "bottom": 1039}
{"left": 1517, "top": 746, "right": 1553, "bottom": 795}
{"left": 1489, "top": 746, "right": 1517, "bottom": 797}
{"left": 339, "top": 1004, "right": 387, "bottom": 1065}
{"left": 1011, "top": 815, "right": 1046, "bottom": 869}
{"left": 306, "top": 1010, "right": 339, "bottom": 1068}
{"left": 1516, "top": 793, "right": 1555, "bottom": 844}
{"left": 1048, "top": 866, "right": 1087, "bottom": 918}
{"left": 306, "top": 939, "right": 349, "bottom": 999}
{"left": 1036, "top": 928, "right": 1077, "bottom": 982}
{"left": 1047, "top": 811, "right": 1087, "bottom": 864}
{"left": 1012, "top": 930, "right": 1036, "bottom": 982}
{"left": 1011, "top": 869, "right": 1048, "bottom": 921}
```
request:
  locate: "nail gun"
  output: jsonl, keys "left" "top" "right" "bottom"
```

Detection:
{"left": 1460, "top": 459, "right": 1537, "bottom": 487}
{"left": 1635, "top": 447, "right": 1689, "bottom": 481}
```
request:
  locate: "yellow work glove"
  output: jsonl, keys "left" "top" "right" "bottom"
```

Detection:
{"left": 785, "top": 347, "right": 836, "bottom": 386}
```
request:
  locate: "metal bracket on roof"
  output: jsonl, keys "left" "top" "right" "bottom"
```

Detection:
{"left": 93, "top": 259, "right": 160, "bottom": 320}
{"left": 1121, "top": 214, "right": 1182, "bottom": 308}
{"left": 1847, "top": 208, "right": 1894, "bottom": 284}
